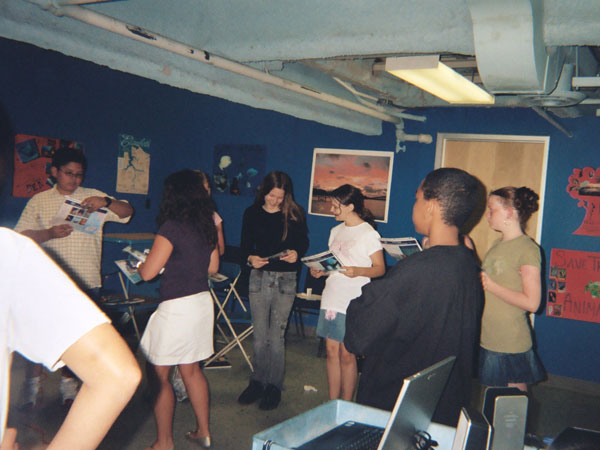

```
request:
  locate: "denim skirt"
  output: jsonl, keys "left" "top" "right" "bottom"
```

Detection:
{"left": 316, "top": 309, "right": 346, "bottom": 343}
{"left": 479, "top": 346, "right": 546, "bottom": 386}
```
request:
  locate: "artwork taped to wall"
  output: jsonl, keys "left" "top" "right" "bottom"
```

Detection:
{"left": 567, "top": 167, "right": 600, "bottom": 236}
{"left": 308, "top": 148, "right": 394, "bottom": 222}
{"left": 116, "top": 134, "right": 151, "bottom": 195}
{"left": 547, "top": 248, "right": 600, "bottom": 323}
{"left": 212, "top": 144, "right": 265, "bottom": 196}
{"left": 12, "top": 134, "right": 84, "bottom": 198}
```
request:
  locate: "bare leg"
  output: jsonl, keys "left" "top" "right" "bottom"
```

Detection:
{"left": 340, "top": 343, "right": 358, "bottom": 401}
{"left": 146, "top": 364, "right": 175, "bottom": 450}
{"left": 325, "top": 339, "right": 342, "bottom": 400}
{"left": 179, "top": 362, "right": 210, "bottom": 438}
{"left": 508, "top": 382, "right": 528, "bottom": 392}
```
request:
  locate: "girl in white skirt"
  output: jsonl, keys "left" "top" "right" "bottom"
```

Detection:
{"left": 138, "top": 170, "right": 219, "bottom": 450}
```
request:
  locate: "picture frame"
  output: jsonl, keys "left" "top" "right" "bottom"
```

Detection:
{"left": 308, "top": 148, "right": 394, "bottom": 222}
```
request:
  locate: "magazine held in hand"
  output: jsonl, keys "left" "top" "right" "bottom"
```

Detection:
{"left": 115, "top": 245, "right": 164, "bottom": 284}
{"left": 379, "top": 237, "right": 422, "bottom": 260}
{"left": 301, "top": 250, "right": 347, "bottom": 273}
{"left": 50, "top": 196, "right": 108, "bottom": 234}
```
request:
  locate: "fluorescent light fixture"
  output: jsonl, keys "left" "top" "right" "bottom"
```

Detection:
{"left": 385, "top": 55, "right": 495, "bottom": 105}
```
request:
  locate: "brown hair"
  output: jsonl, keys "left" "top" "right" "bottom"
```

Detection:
{"left": 254, "top": 171, "right": 305, "bottom": 241}
{"left": 490, "top": 186, "right": 539, "bottom": 230}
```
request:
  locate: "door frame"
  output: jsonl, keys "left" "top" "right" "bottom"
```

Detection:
{"left": 434, "top": 133, "right": 550, "bottom": 243}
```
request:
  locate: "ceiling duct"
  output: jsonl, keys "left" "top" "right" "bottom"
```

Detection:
{"left": 468, "top": 0, "right": 563, "bottom": 94}
{"left": 521, "top": 63, "right": 586, "bottom": 107}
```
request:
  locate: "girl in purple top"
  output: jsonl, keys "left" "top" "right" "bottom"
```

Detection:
{"left": 139, "top": 170, "right": 219, "bottom": 449}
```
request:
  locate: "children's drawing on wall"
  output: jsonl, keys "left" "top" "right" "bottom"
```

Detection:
{"left": 212, "top": 144, "right": 265, "bottom": 196}
{"left": 308, "top": 148, "right": 394, "bottom": 222}
{"left": 567, "top": 166, "right": 600, "bottom": 236}
{"left": 547, "top": 248, "right": 600, "bottom": 323}
{"left": 116, "top": 133, "right": 150, "bottom": 195}
{"left": 12, "top": 134, "right": 84, "bottom": 198}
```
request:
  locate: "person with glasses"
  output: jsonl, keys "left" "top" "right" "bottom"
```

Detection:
{"left": 14, "top": 146, "right": 133, "bottom": 408}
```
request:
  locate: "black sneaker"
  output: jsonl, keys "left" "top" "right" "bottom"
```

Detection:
{"left": 258, "top": 384, "right": 281, "bottom": 410}
{"left": 238, "top": 380, "right": 265, "bottom": 405}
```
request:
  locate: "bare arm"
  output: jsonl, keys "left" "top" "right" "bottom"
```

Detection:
{"left": 208, "top": 247, "right": 219, "bottom": 275}
{"left": 481, "top": 265, "right": 541, "bottom": 312}
{"left": 47, "top": 323, "right": 141, "bottom": 450}
{"left": 138, "top": 235, "right": 172, "bottom": 281}
{"left": 21, "top": 224, "right": 73, "bottom": 244}
{"left": 216, "top": 222, "right": 225, "bottom": 256}
{"left": 81, "top": 196, "right": 133, "bottom": 219}
{"left": 341, "top": 250, "right": 386, "bottom": 279}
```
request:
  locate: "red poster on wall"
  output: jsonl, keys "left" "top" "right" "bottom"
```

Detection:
{"left": 547, "top": 248, "right": 600, "bottom": 323}
{"left": 12, "top": 134, "right": 84, "bottom": 198}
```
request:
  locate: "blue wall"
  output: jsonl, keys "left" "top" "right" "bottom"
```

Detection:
{"left": 1, "top": 38, "right": 599, "bottom": 383}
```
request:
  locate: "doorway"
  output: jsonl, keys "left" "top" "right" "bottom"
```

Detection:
{"left": 434, "top": 133, "right": 549, "bottom": 261}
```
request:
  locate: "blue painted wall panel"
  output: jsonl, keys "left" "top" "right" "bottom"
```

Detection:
{"left": 1, "top": 37, "right": 599, "bottom": 383}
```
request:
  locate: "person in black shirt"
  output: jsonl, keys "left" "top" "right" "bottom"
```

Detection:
{"left": 238, "top": 171, "right": 309, "bottom": 410}
{"left": 345, "top": 168, "right": 484, "bottom": 426}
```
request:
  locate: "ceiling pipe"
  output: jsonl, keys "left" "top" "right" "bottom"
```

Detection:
{"left": 394, "top": 121, "right": 432, "bottom": 153}
{"left": 531, "top": 106, "right": 573, "bottom": 138}
{"left": 26, "top": 0, "right": 403, "bottom": 126}
{"left": 331, "top": 77, "right": 427, "bottom": 122}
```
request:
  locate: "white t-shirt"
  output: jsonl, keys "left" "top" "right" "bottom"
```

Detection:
{"left": 0, "top": 228, "right": 109, "bottom": 441}
{"left": 320, "top": 222, "right": 382, "bottom": 314}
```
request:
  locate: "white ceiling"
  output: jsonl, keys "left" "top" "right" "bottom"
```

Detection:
{"left": 1, "top": 0, "right": 599, "bottom": 135}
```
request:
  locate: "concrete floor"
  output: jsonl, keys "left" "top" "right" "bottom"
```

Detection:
{"left": 7, "top": 325, "right": 600, "bottom": 449}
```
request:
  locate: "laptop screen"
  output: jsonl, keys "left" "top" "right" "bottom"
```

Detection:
{"left": 378, "top": 355, "right": 456, "bottom": 450}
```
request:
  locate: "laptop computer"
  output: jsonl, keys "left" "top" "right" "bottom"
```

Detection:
{"left": 296, "top": 356, "right": 456, "bottom": 450}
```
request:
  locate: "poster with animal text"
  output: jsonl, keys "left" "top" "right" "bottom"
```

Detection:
{"left": 12, "top": 134, "right": 84, "bottom": 198}
{"left": 547, "top": 248, "right": 600, "bottom": 323}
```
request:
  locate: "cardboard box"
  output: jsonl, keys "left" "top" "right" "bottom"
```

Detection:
{"left": 252, "top": 399, "right": 388, "bottom": 450}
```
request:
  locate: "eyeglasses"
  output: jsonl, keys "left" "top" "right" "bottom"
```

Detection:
{"left": 58, "top": 169, "right": 84, "bottom": 179}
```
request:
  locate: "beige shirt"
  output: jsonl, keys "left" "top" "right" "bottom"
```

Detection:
{"left": 480, "top": 234, "right": 541, "bottom": 353}
{"left": 15, "top": 186, "right": 131, "bottom": 289}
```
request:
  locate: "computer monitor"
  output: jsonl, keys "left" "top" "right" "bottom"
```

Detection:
{"left": 379, "top": 355, "right": 456, "bottom": 450}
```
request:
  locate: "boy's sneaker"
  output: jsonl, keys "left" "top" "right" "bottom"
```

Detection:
{"left": 59, "top": 376, "right": 79, "bottom": 406}
{"left": 170, "top": 366, "right": 188, "bottom": 402}
{"left": 21, "top": 376, "right": 42, "bottom": 409}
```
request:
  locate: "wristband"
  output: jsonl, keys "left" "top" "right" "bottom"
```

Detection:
{"left": 104, "top": 196, "right": 112, "bottom": 208}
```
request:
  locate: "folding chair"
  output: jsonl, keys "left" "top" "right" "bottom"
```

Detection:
{"left": 206, "top": 246, "right": 254, "bottom": 370}
{"left": 290, "top": 268, "right": 326, "bottom": 357}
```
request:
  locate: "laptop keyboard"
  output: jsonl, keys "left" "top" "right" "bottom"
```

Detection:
{"left": 336, "top": 427, "right": 384, "bottom": 450}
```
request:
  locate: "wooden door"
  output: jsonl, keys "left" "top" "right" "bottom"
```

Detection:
{"left": 435, "top": 134, "right": 549, "bottom": 262}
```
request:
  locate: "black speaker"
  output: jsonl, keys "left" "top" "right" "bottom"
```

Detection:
{"left": 482, "top": 387, "right": 528, "bottom": 450}
{"left": 451, "top": 406, "right": 491, "bottom": 450}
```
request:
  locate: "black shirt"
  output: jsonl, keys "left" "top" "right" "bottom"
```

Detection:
{"left": 345, "top": 245, "right": 483, "bottom": 426}
{"left": 240, "top": 204, "right": 309, "bottom": 272}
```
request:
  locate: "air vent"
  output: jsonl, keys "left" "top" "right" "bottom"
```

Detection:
{"left": 521, "top": 91, "right": 586, "bottom": 107}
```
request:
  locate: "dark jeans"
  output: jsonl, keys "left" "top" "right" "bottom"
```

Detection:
{"left": 248, "top": 270, "right": 297, "bottom": 389}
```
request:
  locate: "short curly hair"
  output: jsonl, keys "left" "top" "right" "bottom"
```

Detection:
{"left": 421, "top": 168, "right": 479, "bottom": 228}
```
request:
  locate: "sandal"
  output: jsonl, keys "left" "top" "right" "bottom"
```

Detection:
{"left": 185, "top": 431, "right": 211, "bottom": 448}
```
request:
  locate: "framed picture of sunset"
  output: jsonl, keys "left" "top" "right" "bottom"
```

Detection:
{"left": 308, "top": 148, "right": 394, "bottom": 222}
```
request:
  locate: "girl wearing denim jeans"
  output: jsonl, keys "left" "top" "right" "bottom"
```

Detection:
{"left": 238, "top": 171, "right": 309, "bottom": 410}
